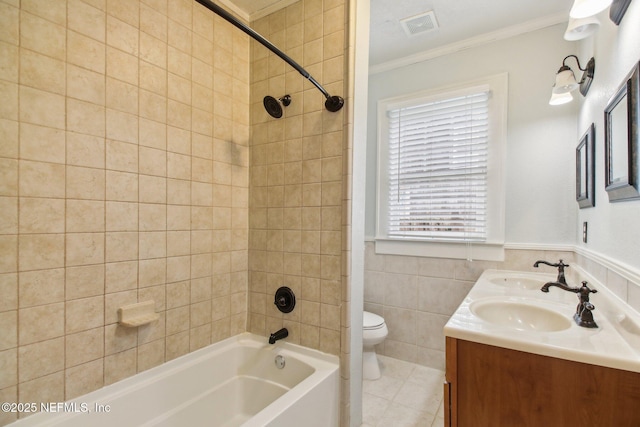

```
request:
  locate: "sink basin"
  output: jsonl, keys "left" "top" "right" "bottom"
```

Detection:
{"left": 470, "top": 299, "right": 572, "bottom": 332}
{"left": 487, "top": 275, "right": 544, "bottom": 290}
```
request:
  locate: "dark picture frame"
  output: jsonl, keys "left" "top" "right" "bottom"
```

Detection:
{"left": 610, "top": 0, "right": 632, "bottom": 25}
{"left": 576, "top": 123, "right": 595, "bottom": 208}
{"left": 604, "top": 61, "right": 640, "bottom": 202}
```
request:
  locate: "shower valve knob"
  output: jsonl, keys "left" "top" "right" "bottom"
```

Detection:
{"left": 274, "top": 287, "right": 296, "bottom": 313}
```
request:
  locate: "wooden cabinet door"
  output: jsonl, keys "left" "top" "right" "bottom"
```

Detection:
{"left": 448, "top": 338, "right": 640, "bottom": 427}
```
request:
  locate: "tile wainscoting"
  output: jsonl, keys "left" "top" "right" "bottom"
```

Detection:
{"left": 364, "top": 241, "right": 640, "bottom": 370}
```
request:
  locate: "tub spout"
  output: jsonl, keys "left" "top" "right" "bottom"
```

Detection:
{"left": 269, "top": 328, "right": 288, "bottom": 344}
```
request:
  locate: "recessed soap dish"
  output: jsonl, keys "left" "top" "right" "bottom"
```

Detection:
{"left": 118, "top": 300, "right": 159, "bottom": 327}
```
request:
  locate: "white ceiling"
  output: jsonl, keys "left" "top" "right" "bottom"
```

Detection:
{"left": 226, "top": 0, "right": 575, "bottom": 69}
{"left": 369, "top": 0, "right": 574, "bottom": 70}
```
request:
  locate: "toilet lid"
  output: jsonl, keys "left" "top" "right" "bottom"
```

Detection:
{"left": 363, "top": 311, "right": 385, "bottom": 329}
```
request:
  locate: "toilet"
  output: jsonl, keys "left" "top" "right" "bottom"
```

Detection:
{"left": 362, "top": 311, "right": 388, "bottom": 380}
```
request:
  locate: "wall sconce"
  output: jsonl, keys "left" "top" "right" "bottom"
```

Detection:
{"left": 564, "top": 0, "right": 612, "bottom": 39}
{"left": 564, "top": 16, "right": 600, "bottom": 40}
{"left": 549, "top": 55, "right": 596, "bottom": 105}
{"left": 570, "top": 0, "right": 613, "bottom": 19}
{"left": 549, "top": 91, "right": 575, "bottom": 106}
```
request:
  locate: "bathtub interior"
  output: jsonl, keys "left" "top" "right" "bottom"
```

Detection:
{"left": 237, "top": 344, "right": 315, "bottom": 388}
{"left": 143, "top": 376, "right": 289, "bottom": 427}
{"left": 140, "top": 345, "right": 318, "bottom": 427}
{"left": 7, "top": 333, "right": 338, "bottom": 427}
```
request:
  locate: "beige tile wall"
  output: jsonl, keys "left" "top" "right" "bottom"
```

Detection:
{"left": 248, "top": 0, "right": 346, "bottom": 355}
{"left": 247, "top": 0, "right": 349, "bottom": 423}
{"left": 0, "top": 0, "right": 250, "bottom": 424}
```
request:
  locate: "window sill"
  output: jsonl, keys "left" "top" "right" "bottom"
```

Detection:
{"left": 374, "top": 238, "right": 505, "bottom": 262}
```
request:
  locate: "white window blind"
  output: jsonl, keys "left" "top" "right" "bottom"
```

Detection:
{"left": 386, "top": 88, "right": 490, "bottom": 242}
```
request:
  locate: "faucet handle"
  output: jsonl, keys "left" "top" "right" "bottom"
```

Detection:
{"left": 577, "top": 281, "right": 597, "bottom": 306}
{"left": 580, "top": 281, "right": 597, "bottom": 294}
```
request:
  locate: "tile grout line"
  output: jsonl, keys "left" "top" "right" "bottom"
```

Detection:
{"left": 362, "top": 355, "right": 445, "bottom": 427}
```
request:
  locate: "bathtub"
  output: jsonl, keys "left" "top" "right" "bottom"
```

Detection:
{"left": 8, "top": 333, "right": 340, "bottom": 427}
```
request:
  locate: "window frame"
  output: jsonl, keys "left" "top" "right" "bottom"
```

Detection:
{"left": 375, "top": 73, "right": 508, "bottom": 261}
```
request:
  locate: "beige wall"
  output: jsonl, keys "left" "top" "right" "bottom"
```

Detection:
{"left": 0, "top": 0, "right": 250, "bottom": 424}
{"left": 247, "top": 0, "right": 350, "bottom": 423}
{"left": 247, "top": 0, "right": 346, "bottom": 355}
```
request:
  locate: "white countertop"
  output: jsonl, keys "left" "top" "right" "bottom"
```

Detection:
{"left": 444, "top": 269, "right": 640, "bottom": 373}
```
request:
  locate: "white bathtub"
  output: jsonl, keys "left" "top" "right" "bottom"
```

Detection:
{"left": 8, "top": 333, "right": 339, "bottom": 427}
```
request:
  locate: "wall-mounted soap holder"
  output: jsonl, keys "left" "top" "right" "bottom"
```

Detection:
{"left": 118, "top": 300, "right": 159, "bottom": 327}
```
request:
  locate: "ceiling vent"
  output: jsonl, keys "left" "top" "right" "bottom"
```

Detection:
{"left": 400, "top": 10, "right": 439, "bottom": 37}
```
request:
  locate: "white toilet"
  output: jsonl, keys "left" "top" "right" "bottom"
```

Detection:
{"left": 362, "top": 311, "right": 388, "bottom": 380}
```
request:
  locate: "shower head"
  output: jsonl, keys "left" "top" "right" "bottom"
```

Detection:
{"left": 263, "top": 95, "right": 291, "bottom": 119}
{"left": 263, "top": 96, "right": 282, "bottom": 118}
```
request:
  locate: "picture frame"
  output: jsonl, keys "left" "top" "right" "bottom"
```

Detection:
{"left": 576, "top": 123, "right": 595, "bottom": 208}
{"left": 604, "top": 61, "right": 640, "bottom": 202}
{"left": 610, "top": 0, "right": 632, "bottom": 25}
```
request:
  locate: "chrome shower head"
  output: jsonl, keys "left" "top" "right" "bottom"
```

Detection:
{"left": 263, "top": 95, "right": 291, "bottom": 119}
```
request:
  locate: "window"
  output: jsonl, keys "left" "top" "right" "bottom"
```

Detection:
{"left": 376, "top": 74, "right": 507, "bottom": 261}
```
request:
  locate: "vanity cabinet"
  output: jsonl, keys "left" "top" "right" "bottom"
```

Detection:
{"left": 444, "top": 337, "right": 640, "bottom": 427}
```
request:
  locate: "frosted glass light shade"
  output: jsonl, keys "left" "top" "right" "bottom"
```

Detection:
{"left": 549, "top": 91, "right": 574, "bottom": 105}
{"left": 564, "top": 16, "right": 600, "bottom": 40}
{"left": 570, "top": 0, "right": 613, "bottom": 19}
{"left": 552, "top": 69, "right": 579, "bottom": 94}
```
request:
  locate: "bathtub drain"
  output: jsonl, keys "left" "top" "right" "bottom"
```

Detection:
{"left": 275, "top": 354, "right": 286, "bottom": 369}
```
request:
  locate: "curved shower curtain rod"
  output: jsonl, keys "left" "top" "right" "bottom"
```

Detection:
{"left": 194, "top": 0, "right": 345, "bottom": 113}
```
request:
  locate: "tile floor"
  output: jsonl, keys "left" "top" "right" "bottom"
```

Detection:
{"left": 361, "top": 355, "right": 445, "bottom": 427}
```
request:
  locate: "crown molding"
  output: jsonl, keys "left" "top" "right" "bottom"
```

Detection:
{"left": 370, "top": 12, "right": 569, "bottom": 75}
{"left": 213, "top": 0, "right": 250, "bottom": 22}
{"left": 198, "top": 0, "right": 302, "bottom": 32}
{"left": 250, "top": 0, "right": 300, "bottom": 21}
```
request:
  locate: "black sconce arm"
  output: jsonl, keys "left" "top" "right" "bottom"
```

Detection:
{"left": 563, "top": 55, "right": 596, "bottom": 95}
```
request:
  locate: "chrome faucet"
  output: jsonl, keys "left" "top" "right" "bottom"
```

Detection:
{"left": 533, "top": 259, "right": 569, "bottom": 285}
{"left": 540, "top": 281, "right": 598, "bottom": 328}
